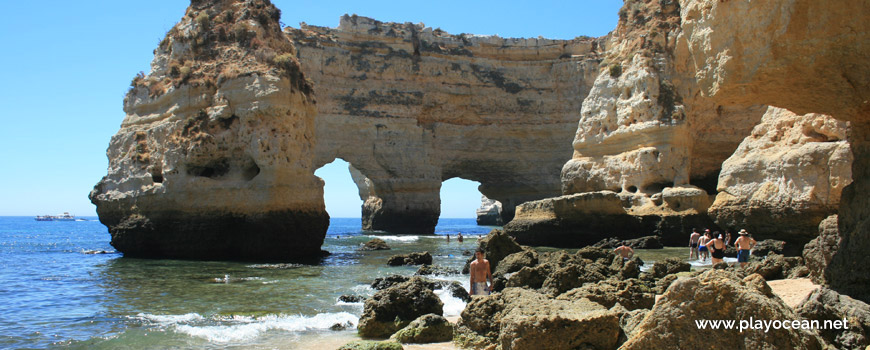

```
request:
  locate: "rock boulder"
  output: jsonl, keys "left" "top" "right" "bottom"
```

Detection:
{"left": 621, "top": 270, "right": 825, "bottom": 349}
{"left": 358, "top": 277, "right": 444, "bottom": 338}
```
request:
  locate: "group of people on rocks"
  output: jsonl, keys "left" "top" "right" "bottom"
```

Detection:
{"left": 467, "top": 227, "right": 761, "bottom": 298}
{"left": 689, "top": 227, "right": 757, "bottom": 267}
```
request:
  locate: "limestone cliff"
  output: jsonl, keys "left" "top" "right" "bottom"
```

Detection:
{"left": 678, "top": 0, "right": 870, "bottom": 301}
{"left": 506, "top": 0, "right": 762, "bottom": 245}
{"left": 475, "top": 195, "right": 503, "bottom": 226}
{"left": 709, "top": 107, "right": 852, "bottom": 245}
{"left": 90, "top": 0, "right": 328, "bottom": 260}
{"left": 287, "top": 15, "right": 603, "bottom": 233}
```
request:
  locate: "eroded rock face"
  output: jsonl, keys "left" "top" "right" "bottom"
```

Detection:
{"left": 89, "top": 0, "right": 328, "bottom": 260}
{"left": 678, "top": 0, "right": 870, "bottom": 302}
{"left": 476, "top": 195, "right": 504, "bottom": 226}
{"left": 621, "top": 270, "right": 825, "bottom": 349}
{"left": 455, "top": 288, "right": 619, "bottom": 350}
{"left": 803, "top": 215, "right": 841, "bottom": 284}
{"left": 287, "top": 15, "right": 603, "bottom": 233}
{"left": 505, "top": 189, "right": 717, "bottom": 246}
{"left": 709, "top": 107, "right": 852, "bottom": 245}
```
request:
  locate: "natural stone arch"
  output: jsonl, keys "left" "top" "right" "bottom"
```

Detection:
{"left": 300, "top": 15, "right": 603, "bottom": 234}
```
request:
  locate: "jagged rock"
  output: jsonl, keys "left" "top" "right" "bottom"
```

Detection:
{"left": 505, "top": 265, "right": 550, "bottom": 290}
{"left": 745, "top": 254, "right": 807, "bottom": 281}
{"left": 446, "top": 281, "right": 471, "bottom": 303}
{"left": 804, "top": 215, "right": 841, "bottom": 284}
{"left": 414, "top": 265, "right": 459, "bottom": 276}
{"left": 387, "top": 252, "right": 432, "bottom": 266}
{"left": 462, "top": 230, "right": 524, "bottom": 274}
{"left": 541, "top": 261, "right": 610, "bottom": 296}
{"left": 616, "top": 307, "right": 649, "bottom": 346}
{"left": 358, "top": 276, "right": 443, "bottom": 338}
{"left": 88, "top": 0, "right": 328, "bottom": 261}
{"left": 610, "top": 255, "right": 643, "bottom": 280}
{"left": 371, "top": 275, "right": 410, "bottom": 291}
{"left": 752, "top": 239, "right": 788, "bottom": 257}
{"left": 476, "top": 195, "right": 504, "bottom": 226}
{"left": 649, "top": 257, "right": 691, "bottom": 279}
{"left": 493, "top": 250, "right": 539, "bottom": 276}
{"left": 621, "top": 270, "right": 825, "bottom": 349}
{"left": 293, "top": 15, "right": 604, "bottom": 233}
{"left": 557, "top": 279, "right": 655, "bottom": 311}
{"left": 390, "top": 314, "right": 453, "bottom": 344}
{"left": 574, "top": 246, "right": 618, "bottom": 265}
{"left": 455, "top": 288, "right": 620, "bottom": 350}
{"left": 339, "top": 294, "right": 367, "bottom": 303}
{"left": 709, "top": 107, "right": 851, "bottom": 246}
{"left": 593, "top": 235, "right": 663, "bottom": 249}
{"left": 360, "top": 238, "right": 391, "bottom": 251}
{"left": 796, "top": 287, "right": 870, "bottom": 350}
{"left": 337, "top": 340, "right": 404, "bottom": 350}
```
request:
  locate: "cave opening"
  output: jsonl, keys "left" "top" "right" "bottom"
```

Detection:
{"left": 314, "top": 158, "right": 364, "bottom": 221}
{"left": 439, "top": 177, "right": 484, "bottom": 220}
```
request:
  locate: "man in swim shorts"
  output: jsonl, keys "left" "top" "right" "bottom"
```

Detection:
{"left": 689, "top": 228, "right": 701, "bottom": 259}
{"left": 735, "top": 229, "right": 757, "bottom": 268}
{"left": 469, "top": 247, "right": 492, "bottom": 296}
{"left": 698, "top": 229, "right": 711, "bottom": 262}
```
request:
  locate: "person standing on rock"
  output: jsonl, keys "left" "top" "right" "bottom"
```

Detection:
{"left": 735, "top": 229, "right": 757, "bottom": 268}
{"left": 706, "top": 232, "right": 726, "bottom": 266}
{"left": 469, "top": 247, "right": 492, "bottom": 296}
{"left": 614, "top": 242, "right": 634, "bottom": 261}
{"left": 689, "top": 228, "right": 701, "bottom": 260}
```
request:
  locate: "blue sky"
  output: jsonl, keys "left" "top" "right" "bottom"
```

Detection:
{"left": 0, "top": 0, "right": 621, "bottom": 218}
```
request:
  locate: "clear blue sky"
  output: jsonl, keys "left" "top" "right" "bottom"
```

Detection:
{"left": 0, "top": 0, "right": 621, "bottom": 218}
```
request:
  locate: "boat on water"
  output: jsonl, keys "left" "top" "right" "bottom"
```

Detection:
{"left": 34, "top": 212, "right": 76, "bottom": 221}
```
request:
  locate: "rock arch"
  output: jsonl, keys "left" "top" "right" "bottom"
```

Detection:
{"left": 300, "top": 15, "right": 603, "bottom": 233}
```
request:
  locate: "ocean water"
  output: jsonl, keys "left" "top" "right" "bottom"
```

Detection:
{"left": 0, "top": 217, "right": 496, "bottom": 349}
{"left": 0, "top": 217, "right": 716, "bottom": 349}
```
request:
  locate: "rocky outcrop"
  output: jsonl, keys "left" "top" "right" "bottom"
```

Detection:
{"left": 504, "top": 189, "right": 717, "bottom": 246}
{"left": 462, "top": 230, "right": 524, "bottom": 274}
{"left": 360, "top": 238, "right": 391, "bottom": 251}
{"left": 709, "top": 107, "right": 852, "bottom": 246}
{"left": 803, "top": 215, "right": 841, "bottom": 284}
{"left": 593, "top": 235, "right": 663, "bottom": 249}
{"left": 621, "top": 270, "right": 825, "bottom": 349}
{"left": 390, "top": 314, "right": 453, "bottom": 344}
{"left": 454, "top": 288, "right": 620, "bottom": 350}
{"left": 678, "top": 0, "right": 870, "bottom": 302}
{"left": 89, "top": 0, "right": 328, "bottom": 260}
{"left": 796, "top": 287, "right": 870, "bottom": 350}
{"left": 358, "top": 276, "right": 443, "bottom": 338}
{"left": 648, "top": 257, "right": 691, "bottom": 279}
{"left": 288, "top": 15, "right": 604, "bottom": 233}
{"left": 476, "top": 195, "right": 504, "bottom": 226}
{"left": 386, "top": 252, "right": 432, "bottom": 266}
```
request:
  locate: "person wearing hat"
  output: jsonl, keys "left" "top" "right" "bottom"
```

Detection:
{"left": 734, "top": 229, "right": 757, "bottom": 267}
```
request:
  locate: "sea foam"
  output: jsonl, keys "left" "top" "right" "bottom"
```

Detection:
{"left": 135, "top": 312, "right": 358, "bottom": 343}
{"left": 365, "top": 235, "right": 419, "bottom": 242}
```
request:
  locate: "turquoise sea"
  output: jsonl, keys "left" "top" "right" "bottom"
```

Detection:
{"left": 0, "top": 217, "right": 496, "bottom": 349}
